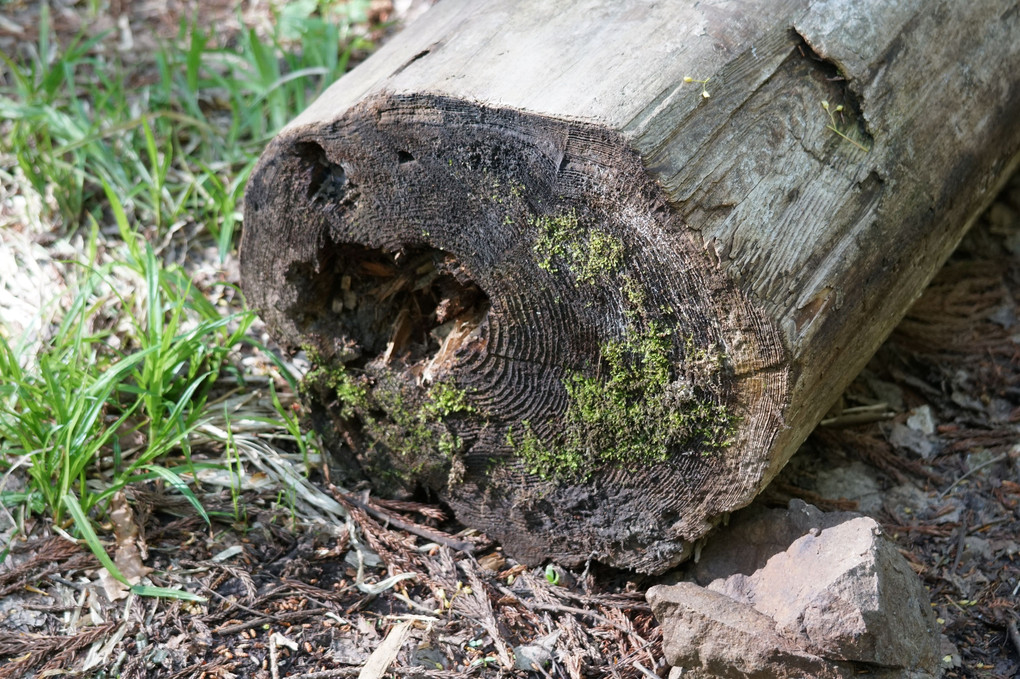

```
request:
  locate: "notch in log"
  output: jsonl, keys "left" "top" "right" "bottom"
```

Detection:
{"left": 241, "top": 0, "right": 1020, "bottom": 573}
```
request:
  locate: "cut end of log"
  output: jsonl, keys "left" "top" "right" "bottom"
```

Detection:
{"left": 241, "top": 93, "right": 789, "bottom": 572}
{"left": 239, "top": 0, "right": 1020, "bottom": 573}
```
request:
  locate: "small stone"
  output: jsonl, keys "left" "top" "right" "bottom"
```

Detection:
{"left": 411, "top": 644, "right": 447, "bottom": 670}
{"left": 813, "top": 461, "right": 884, "bottom": 514}
{"left": 513, "top": 631, "right": 560, "bottom": 671}
{"left": 958, "top": 536, "right": 994, "bottom": 568}
{"left": 950, "top": 390, "right": 985, "bottom": 412}
{"left": 883, "top": 483, "right": 930, "bottom": 524}
{"left": 888, "top": 422, "right": 937, "bottom": 459}
{"left": 906, "top": 405, "right": 936, "bottom": 435}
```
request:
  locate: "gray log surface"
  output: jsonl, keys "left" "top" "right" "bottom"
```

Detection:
{"left": 241, "top": 0, "right": 1020, "bottom": 572}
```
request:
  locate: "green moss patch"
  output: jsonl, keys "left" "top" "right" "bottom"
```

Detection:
{"left": 301, "top": 348, "right": 476, "bottom": 486}
{"left": 513, "top": 323, "right": 736, "bottom": 481}
{"left": 531, "top": 209, "right": 624, "bottom": 285}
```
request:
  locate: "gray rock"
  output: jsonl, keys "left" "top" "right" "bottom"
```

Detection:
{"left": 813, "top": 460, "right": 884, "bottom": 514}
{"left": 883, "top": 483, "right": 930, "bottom": 523}
{"left": 649, "top": 582, "right": 850, "bottom": 679}
{"left": 650, "top": 513, "right": 941, "bottom": 679}
{"left": 888, "top": 422, "right": 937, "bottom": 459}
{"left": 906, "top": 405, "right": 937, "bottom": 435}
{"left": 513, "top": 630, "right": 560, "bottom": 671}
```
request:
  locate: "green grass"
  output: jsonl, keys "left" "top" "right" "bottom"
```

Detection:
{"left": 0, "top": 204, "right": 252, "bottom": 524}
{"left": 1, "top": 1, "right": 375, "bottom": 257}
{"left": 0, "top": 1, "right": 378, "bottom": 572}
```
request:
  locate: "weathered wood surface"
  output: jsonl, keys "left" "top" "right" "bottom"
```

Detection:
{"left": 241, "top": 0, "right": 1020, "bottom": 572}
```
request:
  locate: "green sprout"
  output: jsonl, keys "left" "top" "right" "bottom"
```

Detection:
{"left": 684, "top": 75, "right": 711, "bottom": 99}
{"left": 821, "top": 100, "right": 870, "bottom": 152}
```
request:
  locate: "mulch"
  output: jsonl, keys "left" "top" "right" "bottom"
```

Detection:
{"left": 3, "top": 171, "right": 1018, "bottom": 676}
{"left": 0, "top": 484, "right": 662, "bottom": 678}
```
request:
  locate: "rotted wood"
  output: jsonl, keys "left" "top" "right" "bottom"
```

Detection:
{"left": 241, "top": 0, "right": 1020, "bottom": 572}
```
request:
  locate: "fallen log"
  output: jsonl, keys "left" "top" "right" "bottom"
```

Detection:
{"left": 241, "top": 0, "right": 1020, "bottom": 572}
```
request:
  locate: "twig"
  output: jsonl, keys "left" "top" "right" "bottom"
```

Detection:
{"left": 288, "top": 669, "right": 469, "bottom": 679}
{"left": 632, "top": 661, "right": 660, "bottom": 679}
{"left": 212, "top": 607, "right": 330, "bottom": 635}
{"left": 533, "top": 658, "right": 555, "bottom": 679}
{"left": 819, "top": 403, "right": 894, "bottom": 427}
{"left": 939, "top": 452, "right": 1008, "bottom": 499}
{"left": 268, "top": 633, "right": 298, "bottom": 679}
{"left": 165, "top": 659, "right": 232, "bottom": 679}
{"left": 373, "top": 498, "right": 446, "bottom": 522}
{"left": 393, "top": 590, "right": 442, "bottom": 616}
{"left": 287, "top": 670, "right": 359, "bottom": 679}
{"left": 944, "top": 595, "right": 968, "bottom": 614}
{"left": 499, "top": 587, "right": 636, "bottom": 637}
{"left": 331, "top": 486, "right": 475, "bottom": 553}
{"left": 548, "top": 589, "right": 651, "bottom": 613}
{"left": 269, "top": 633, "right": 280, "bottom": 679}
{"left": 22, "top": 602, "right": 78, "bottom": 613}
{"left": 200, "top": 583, "right": 290, "bottom": 624}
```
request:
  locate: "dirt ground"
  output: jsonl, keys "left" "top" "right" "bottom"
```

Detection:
{"left": 1, "top": 2, "right": 1019, "bottom": 678}
{"left": 764, "top": 170, "right": 1020, "bottom": 679}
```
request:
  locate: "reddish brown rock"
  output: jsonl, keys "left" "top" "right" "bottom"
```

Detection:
{"left": 649, "top": 512, "right": 940, "bottom": 678}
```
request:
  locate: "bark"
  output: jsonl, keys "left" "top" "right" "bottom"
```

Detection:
{"left": 240, "top": 0, "right": 1020, "bottom": 572}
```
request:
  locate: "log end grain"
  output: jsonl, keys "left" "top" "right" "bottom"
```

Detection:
{"left": 241, "top": 93, "right": 789, "bottom": 572}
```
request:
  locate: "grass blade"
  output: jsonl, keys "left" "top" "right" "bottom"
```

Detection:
{"left": 138, "top": 465, "right": 211, "bottom": 525}
{"left": 130, "top": 585, "right": 206, "bottom": 601}
{"left": 62, "top": 493, "right": 129, "bottom": 586}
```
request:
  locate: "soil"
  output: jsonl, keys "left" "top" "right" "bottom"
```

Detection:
{"left": 1, "top": 2, "right": 1019, "bottom": 678}
{"left": 765, "top": 171, "right": 1020, "bottom": 679}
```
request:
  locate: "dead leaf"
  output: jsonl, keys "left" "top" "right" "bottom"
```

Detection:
{"left": 99, "top": 491, "right": 152, "bottom": 601}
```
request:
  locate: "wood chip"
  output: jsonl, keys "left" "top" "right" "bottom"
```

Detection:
{"left": 357, "top": 621, "right": 411, "bottom": 679}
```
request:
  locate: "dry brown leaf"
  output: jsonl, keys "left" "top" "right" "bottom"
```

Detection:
{"left": 99, "top": 491, "right": 152, "bottom": 601}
